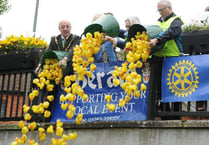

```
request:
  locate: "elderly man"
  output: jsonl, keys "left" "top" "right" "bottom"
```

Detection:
{"left": 33, "top": 20, "right": 80, "bottom": 122}
{"left": 148, "top": 0, "right": 184, "bottom": 120}
{"left": 48, "top": 20, "right": 80, "bottom": 75}
{"left": 35, "top": 20, "right": 80, "bottom": 76}
{"left": 149, "top": 0, "right": 183, "bottom": 55}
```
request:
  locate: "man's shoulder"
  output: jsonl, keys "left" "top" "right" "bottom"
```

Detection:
{"left": 51, "top": 35, "right": 61, "bottom": 40}
{"left": 72, "top": 34, "right": 80, "bottom": 40}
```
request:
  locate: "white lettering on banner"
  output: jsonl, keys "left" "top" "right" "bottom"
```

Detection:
{"left": 53, "top": 62, "right": 149, "bottom": 122}
{"left": 96, "top": 72, "right": 105, "bottom": 88}
{"left": 103, "top": 116, "right": 120, "bottom": 120}
{"left": 84, "top": 116, "right": 121, "bottom": 122}
{"left": 75, "top": 105, "right": 99, "bottom": 115}
{"left": 107, "top": 70, "right": 115, "bottom": 87}
{"left": 141, "top": 91, "right": 146, "bottom": 98}
{"left": 60, "top": 91, "right": 147, "bottom": 105}
{"left": 59, "top": 91, "right": 146, "bottom": 105}
{"left": 111, "top": 92, "right": 119, "bottom": 102}
{"left": 75, "top": 94, "right": 83, "bottom": 103}
{"left": 120, "top": 91, "right": 147, "bottom": 99}
{"left": 87, "top": 93, "right": 105, "bottom": 103}
{"left": 73, "top": 102, "right": 136, "bottom": 115}
{"left": 120, "top": 92, "right": 126, "bottom": 98}
{"left": 77, "top": 71, "right": 114, "bottom": 89}
{"left": 87, "top": 74, "right": 96, "bottom": 89}
{"left": 114, "top": 103, "right": 135, "bottom": 113}
{"left": 102, "top": 104, "right": 108, "bottom": 114}
{"left": 76, "top": 70, "right": 148, "bottom": 91}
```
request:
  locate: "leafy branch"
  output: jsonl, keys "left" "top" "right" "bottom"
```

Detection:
{"left": 0, "top": 0, "right": 11, "bottom": 15}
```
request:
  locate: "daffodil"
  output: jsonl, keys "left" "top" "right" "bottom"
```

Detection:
{"left": 0, "top": 35, "right": 48, "bottom": 53}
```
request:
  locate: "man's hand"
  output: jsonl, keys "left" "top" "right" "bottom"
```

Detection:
{"left": 149, "top": 38, "right": 159, "bottom": 48}
{"left": 102, "top": 36, "right": 114, "bottom": 43}
{"left": 102, "top": 35, "right": 117, "bottom": 47}
{"left": 59, "top": 57, "right": 68, "bottom": 70}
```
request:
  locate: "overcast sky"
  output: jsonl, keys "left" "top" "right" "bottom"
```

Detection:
{"left": 0, "top": 0, "right": 209, "bottom": 42}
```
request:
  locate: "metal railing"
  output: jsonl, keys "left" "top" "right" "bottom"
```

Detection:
{"left": 0, "top": 70, "right": 34, "bottom": 121}
{"left": 0, "top": 60, "right": 209, "bottom": 121}
{"left": 147, "top": 36, "right": 209, "bottom": 120}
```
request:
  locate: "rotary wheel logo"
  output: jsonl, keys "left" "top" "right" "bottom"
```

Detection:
{"left": 167, "top": 59, "right": 199, "bottom": 97}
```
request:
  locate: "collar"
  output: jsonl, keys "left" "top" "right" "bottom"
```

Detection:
{"left": 158, "top": 12, "right": 176, "bottom": 22}
{"left": 61, "top": 34, "right": 70, "bottom": 40}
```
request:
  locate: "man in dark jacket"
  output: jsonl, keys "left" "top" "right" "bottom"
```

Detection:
{"left": 48, "top": 20, "right": 80, "bottom": 76}
{"left": 35, "top": 20, "right": 80, "bottom": 76}
{"left": 33, "top": 20, "right": 80, "bottom": 122}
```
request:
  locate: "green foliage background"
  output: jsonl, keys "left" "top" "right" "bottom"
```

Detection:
{"left": 0, "top": 0, "right": 11, "bottom": 15}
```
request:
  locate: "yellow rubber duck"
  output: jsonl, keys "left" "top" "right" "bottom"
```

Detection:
{"left": 18, "top": 120, "right": 25, "bottom": 128}
{"left": 107, "top": 103, "right": 116, "bottom": 112}
{"left": 39, "top": 132, "right": 46, "bottom": 141}
{"left": 64, "top": 87, "right": 72, "bottom": 94}
{"left": 47, "top": 125, "right": 54, "bottom": 134}
{"left": 32, "top": 90, "right": 39, "bottom": 97}
{"left": 24, "top": 113, "right": 31, "bottom": 121}
{"left": 21, "top": 126, "right": 29, "bottom": 134}
{"left": 56, "top": 126, "right": 64, "bottom": 136}
{"left": 43, "top": 101, "right": 49, "bottom": 109}
{"left": 90, "top": 63, "right": 96, "bottom": 71}
{"left": 47, "top": 95, "right": 54, "bottom": 102}
{"left": 44, "top": 110, "right": 51, "bottom": 118}
{"left": 66, "top": 110, "right": 74, "bottom": 119}
{"left": 20, "top": 134, "right": 27, "bottom": 144}
{"left": 134, "top": 90, "right": 141, "bottom": 97}
{"left": 38, "top": 127, "right": 45, "bottom": 133}
{"left": 113, "top": 78, "right": 120, "bottom": 86}
{"left": 61, "top": 103, "right": 68, "bottom": 110}
{"left": 75, "top": 113, "right": 83, "bottom": 125}
{"left": 82, "top": 94, "right": 88, "bottom": 102}
{"left": 119, "top": 98, "right": 126, "bottom": 107}
{"left": 56, "top": 119, "right": 63, "bottom": 127}
{"left": 62, "top": 134, "right": 69, "bottom": 141}
{"left": 141, "top": 83, "right": 147, "bottom": 91}
{"left": 23, "top": 105, "right": 30, "bottom": 113}
{"left": 59, "top": 94, "right": 66, "bottom": 102}
{"left": 69, "top": 132, "right": 78, "bottom": 140}
{"left": 105, "top": 95, "right": 111, "bottom": 103}
{"left": 69, "top": 74, "right": 77, "bottom": 81}
{"left": 46, "top": 84, "right": 54, "bottom": 92}
{"left": 28, "top": 121, "right": 37, "bottom": 131}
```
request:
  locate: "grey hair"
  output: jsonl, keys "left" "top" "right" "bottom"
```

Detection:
{"left": 58, "top": 20, "right": 72, "bottom": 29}
{"left": 158, "top": 0, "right": 172, "bottom": 8}
{"left": 91, "top": 13, "right": 103, "bottom": 23}
{"left": 125, "top": 16, "right": 141, "bottom": 25}
{"left": 205, "top": 6, "right": 209, "bottom": 11}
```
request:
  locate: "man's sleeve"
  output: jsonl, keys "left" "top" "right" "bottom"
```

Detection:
{"left": 157, "top": 18, "right": 183, "bottom": 45}
{"left": 48, "top": 36, "right": 56, "bottom": 50}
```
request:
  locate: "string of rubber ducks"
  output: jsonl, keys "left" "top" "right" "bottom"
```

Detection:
{"left": 11, "top": 31, "right": 103, "bottom": 145}
{"left": 11, "top": 58, "right": 78, "bottom": 145}
{"left": 105, "top": 31, "right": 151, "bottom": 111}
{"left": 59, "top": 32, "right": 103, "bottom": 121}
{"left": 11, "top": 31, "right": 151, "bottom": 145}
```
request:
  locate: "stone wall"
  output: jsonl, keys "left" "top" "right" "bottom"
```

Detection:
{"left": 1, "top": 120, "right": 209, "bottom": 145}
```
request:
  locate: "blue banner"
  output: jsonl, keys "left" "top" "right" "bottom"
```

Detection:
{"left": 51, "top": 61, "right": 150, "bottom": 122}
{"left": 162, "top": 54, "right": 209, "bottom": 102}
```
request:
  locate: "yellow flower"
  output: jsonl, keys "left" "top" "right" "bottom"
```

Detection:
{"left": 0, "top": 35, "right": 48, "bottom": 52}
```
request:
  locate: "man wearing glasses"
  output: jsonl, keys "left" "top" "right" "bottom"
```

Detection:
{"left": 148, "top": 0, "right": 183, "bottom": 120}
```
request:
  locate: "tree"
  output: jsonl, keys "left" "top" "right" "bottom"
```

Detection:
{"left": 0, "top": 0, "right": 11, "bottom": 15}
